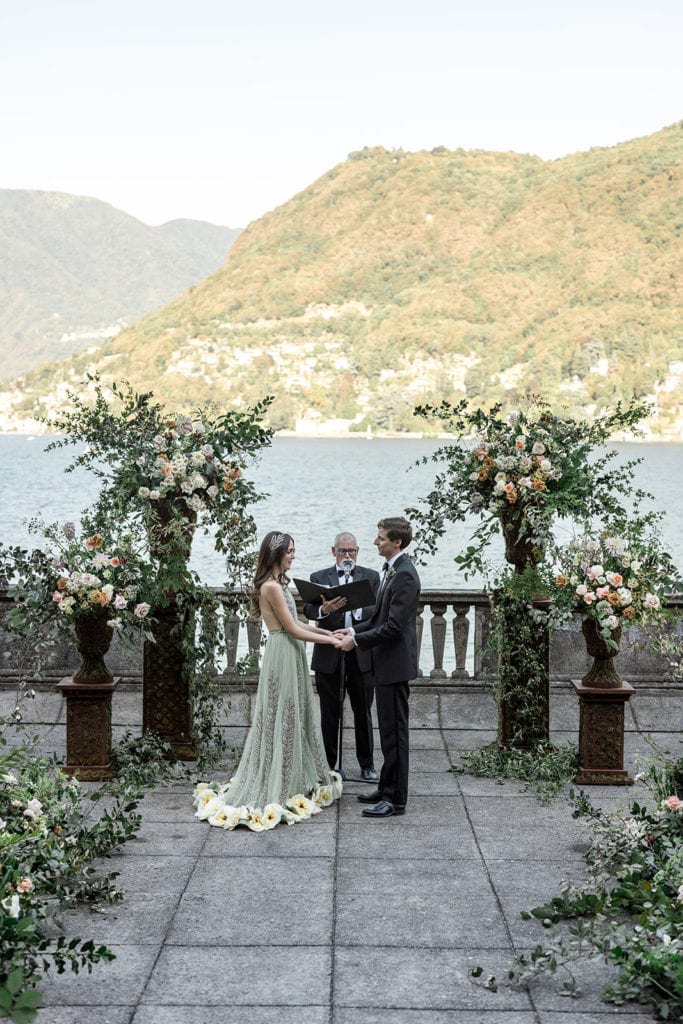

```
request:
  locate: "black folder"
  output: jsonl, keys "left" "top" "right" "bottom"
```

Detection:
{"left": 293, "top": 576, "right": 376, "bottom": 613}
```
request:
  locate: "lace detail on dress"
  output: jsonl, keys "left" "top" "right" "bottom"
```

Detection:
{"left": 193, "top": 583, "right": 342, "bottom": 831}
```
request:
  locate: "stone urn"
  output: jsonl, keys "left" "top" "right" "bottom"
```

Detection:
{"left": 72, "top": 610, "right": 114, "bottom": 683}
{"left": 581, "top": 619, "right": 623, "bottom": 689}
{"left": 500, "top": 512, "right": 544, "bottom": 573}
{"left": 58, "top": 610, "right": 118, "bottom": 781}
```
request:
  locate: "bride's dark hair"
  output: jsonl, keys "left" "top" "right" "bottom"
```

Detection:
{"left": 249, "top": 531, "right": 294, "bottom": 618}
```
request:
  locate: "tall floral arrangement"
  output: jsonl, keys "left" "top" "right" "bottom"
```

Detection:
{"left": 409, "top": 396, "right": 652, "bottom": 577}
{"left": 45, "top": 376, "right": 273, "bottom": 578}
{"left": 44, "top": 376, "right": 273, "bottom": 768}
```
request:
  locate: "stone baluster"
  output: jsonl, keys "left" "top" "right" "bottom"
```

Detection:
{"left": 451, "top": 603, "right": 470, "bottom": 679}
{"left": 415, "top": 604, "right": 425, "bottom": 677}
{"left": 224, "top": 612, "right": 240, "bottom": 672}
{"left": 429, "top": 602, "right": 448, "bottom": 679}
{"left": 246, "top": 618, "right": 262, "bottom": 673}
{"left": 474, "top": 602, "right": 493, "bottom": 679}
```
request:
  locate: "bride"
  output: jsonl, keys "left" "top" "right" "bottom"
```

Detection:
{"left": 194, "top": 531, "right": 344, "bottom": 831}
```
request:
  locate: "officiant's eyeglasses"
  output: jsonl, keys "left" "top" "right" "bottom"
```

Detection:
{"left": 336, "top": 547, "right": 358, "bottom": 555}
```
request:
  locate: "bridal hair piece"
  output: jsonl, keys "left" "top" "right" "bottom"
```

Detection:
{"left": 268, "top": 532, "right": 286, "bottom": 552}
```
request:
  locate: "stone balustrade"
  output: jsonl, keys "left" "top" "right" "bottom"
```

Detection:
{"left": 1, "top": 588, "right": 681, "bottom": 688}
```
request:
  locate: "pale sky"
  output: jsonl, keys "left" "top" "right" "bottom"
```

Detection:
{"left": 1, "top": 0, "right": 681, "bottom": 228}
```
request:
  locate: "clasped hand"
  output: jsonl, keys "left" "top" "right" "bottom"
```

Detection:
{"left": 333, "top": 627, "right": 356, "bottom": 651}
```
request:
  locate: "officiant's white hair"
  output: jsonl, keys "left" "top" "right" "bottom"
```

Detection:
{"left": 334, "top": 531, "right": 357, "bottom": 546}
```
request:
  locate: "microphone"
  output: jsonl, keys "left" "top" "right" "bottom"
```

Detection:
{"left": 342, "top": 558, "right": 353, "bottom": 579}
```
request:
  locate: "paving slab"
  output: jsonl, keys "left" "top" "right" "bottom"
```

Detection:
{"left": 133, "top": 1009, "right": 329, "bottom": 1024}
{"left": 333, "top": 947, "right": 534, "bottom": 1011}
{"left": 337, "top": 821, "right": 480, "bottom": 860}
{"left": 39, "top": 946, "right": 159, "bottom": 1006}
{"left": 37, "top": 1008, "right": 134, "bottom": 1024}
{"left": 335, "top": 1013, "right": 539, "bottom": 1024}
{"left": 141, "top": 946, "right": 331, "bottom": 1005}
{"left": 200, "top": 818, "right": 338, "bottom": 857}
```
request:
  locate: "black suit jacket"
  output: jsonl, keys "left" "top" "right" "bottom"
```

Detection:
{"left": 302, "top": 564, "right": 380, "bottom": 674}
{"left": 354, "top": 553, "right": 421, "bottom": 685}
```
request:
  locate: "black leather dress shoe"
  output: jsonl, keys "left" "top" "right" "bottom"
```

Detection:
{"left": 362, "top": 799, "right": 405, "bottom": 818}
{"left": 357, "top": 788, "right": 382, "bottom": 803}
{"left": 360, "top": 768, "right": 379, "bottom": 783}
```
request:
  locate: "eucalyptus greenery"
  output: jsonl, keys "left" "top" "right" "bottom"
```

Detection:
{"left": 42, "top": 374, "right": 273, "bottom": 767}
{"left": 408, "top": 395, "right": 653, "bottom": 578}
{"left": 451, "top": 743, "right": 579, "bottom": 804}
{"left": 1, "top": 702, "right": 185, "bottom": 1024}
{"left": 472, "top": 743, "right": 683, "bottom": 1021}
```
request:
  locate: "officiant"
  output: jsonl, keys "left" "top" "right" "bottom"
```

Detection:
{"left": 302, "top": 531, "right": 380, "bottom": 782}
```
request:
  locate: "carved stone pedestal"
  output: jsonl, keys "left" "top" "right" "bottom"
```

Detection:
{"left": 57, "top": 676, "right": 119, "bottom": 781}
{"left": 572, "top": 680, "right": 634, "bottom": 785}
{"left": 143, "top": 608, "right": 196, "bottom": 760}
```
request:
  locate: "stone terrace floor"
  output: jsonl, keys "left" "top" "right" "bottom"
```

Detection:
{"left": 2, "top": 680, "right": 681, "bottom": 1024}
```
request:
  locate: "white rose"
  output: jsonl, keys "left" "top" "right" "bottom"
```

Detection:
{"left": 644, "top": 593, "right": 660, "bottom": 610}
{"left": 531, "top": 441, "right": 546, "bottom": 455}
{"left": 575, "top": 584, "right": 588, "bottom": 597}
{"left": 195, "top": 795, "right": 222, "bottom": 820}
{"left": 134, "top": 603, "right": 151, "bottom": 619}
{"left": 149, "top": 490, "right": 160, "bottom": 500}
{"left": 246, "top": 811, "right": 267, "bottom": 831}
{"left": 313, "top": 786, "right": 333, "bottom": 807}
{"left": 539, "top": 458, "right": 552, "bottom": 473}
{"left": 138, "top": 486, "right": 150, "bottom": 498}
{"left": 2, "top": 894, "right": 20, "bottom": 918}
{"left": 262, "top": 803, "right": 285, "bottom": 828}
{"left": 631, "top": 560, "right": 641, "bottom": 572}
{"left": 207, "top": 485, "right": 219, "bottom": 499}
{"left": 223, "top": 806, "right": 247, "bottom": 829}
{"left": 469, "top": 471, "right": 480, "bottom": 481}
{"left": 23, "top": 798, "right": 43, "bottom": 820}
{"left": 208, "top": 806, "right": 231, "bottom": 828}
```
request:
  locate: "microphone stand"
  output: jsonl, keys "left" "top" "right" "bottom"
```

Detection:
{"left": 335, "top": 560, "right": 353, "bottom": 779}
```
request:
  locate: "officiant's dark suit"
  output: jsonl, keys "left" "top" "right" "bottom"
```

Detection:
{"left": 349, "top": 517, "right": 421, "bottom": 817}
{"left": 302, "top": 533, "right": 380, "bottom": 779}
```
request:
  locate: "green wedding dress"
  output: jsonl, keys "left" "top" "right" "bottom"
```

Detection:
{"left": 194, "top": 585, "right": 342, "bottom": 831}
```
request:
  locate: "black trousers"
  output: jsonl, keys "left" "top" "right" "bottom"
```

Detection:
{"left": 315, "top": 653, "right": 374, "bottom": 771}
{"left": 375, "top": 681, "right": 410, "bottom": 806}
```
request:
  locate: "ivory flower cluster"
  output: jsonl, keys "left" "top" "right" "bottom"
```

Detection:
{"left": 466, "top": 432, "right": 563, "bottom": 515}
{"left": 47, "top": 524, "right": 149, "bottom": 623}
{"left": 553, "top": 531, "right": 670, "bottom": 639}
{"left": 135, "top": 415, "right": 243, "bottom": 516}
{"left": 192, "top": 773, "right": 343, "bottom": 832}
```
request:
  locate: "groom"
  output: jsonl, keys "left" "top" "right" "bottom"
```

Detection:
{"left": 337, "top": 516, "right": 421, "bottom": 819}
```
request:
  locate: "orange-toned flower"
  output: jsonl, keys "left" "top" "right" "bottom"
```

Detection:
{"left": 483, "top": 456, "right": 496, "bottom": 470}
{"left": 89, "top": 589, "right": 107, "bottom": 605}
{"left": 85, "top": 533, "right": 104, "bottom": 551}
{"left": 223, "top": 480, "right": 234, "bottom": 493}
{"left": 477, "top": 469, "right": 489, "bottom": 482}
{"left": 532, "top": 478, "right": 547, "bottom": 492}
{"left": 56, "top": 577, "right": 69, "bottom": 590}
{"left": 607, "top": 592, "right": 621, "bottom": 607}
{"left": 622, "top": 606, "right": 636, "bottom": 620}
{"left": 555, "top": 573, "right": 569, "bottom": 587}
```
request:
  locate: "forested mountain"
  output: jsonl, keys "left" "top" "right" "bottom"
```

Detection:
{"left": 0, "top": 190, "right": 240, "bottom": 375}
{"left": 3, "top": 123, "right": 682, "bottom": 436}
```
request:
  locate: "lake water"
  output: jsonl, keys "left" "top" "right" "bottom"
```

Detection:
{"left": 1, "top": 435, "right": 681, "bottom": 587}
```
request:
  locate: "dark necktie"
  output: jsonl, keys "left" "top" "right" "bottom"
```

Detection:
{"left": 379, "top": 562, "right": 389, "bottom": 592}
{"left": 337, "top": 568, "right": 353, "bottom": 578}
